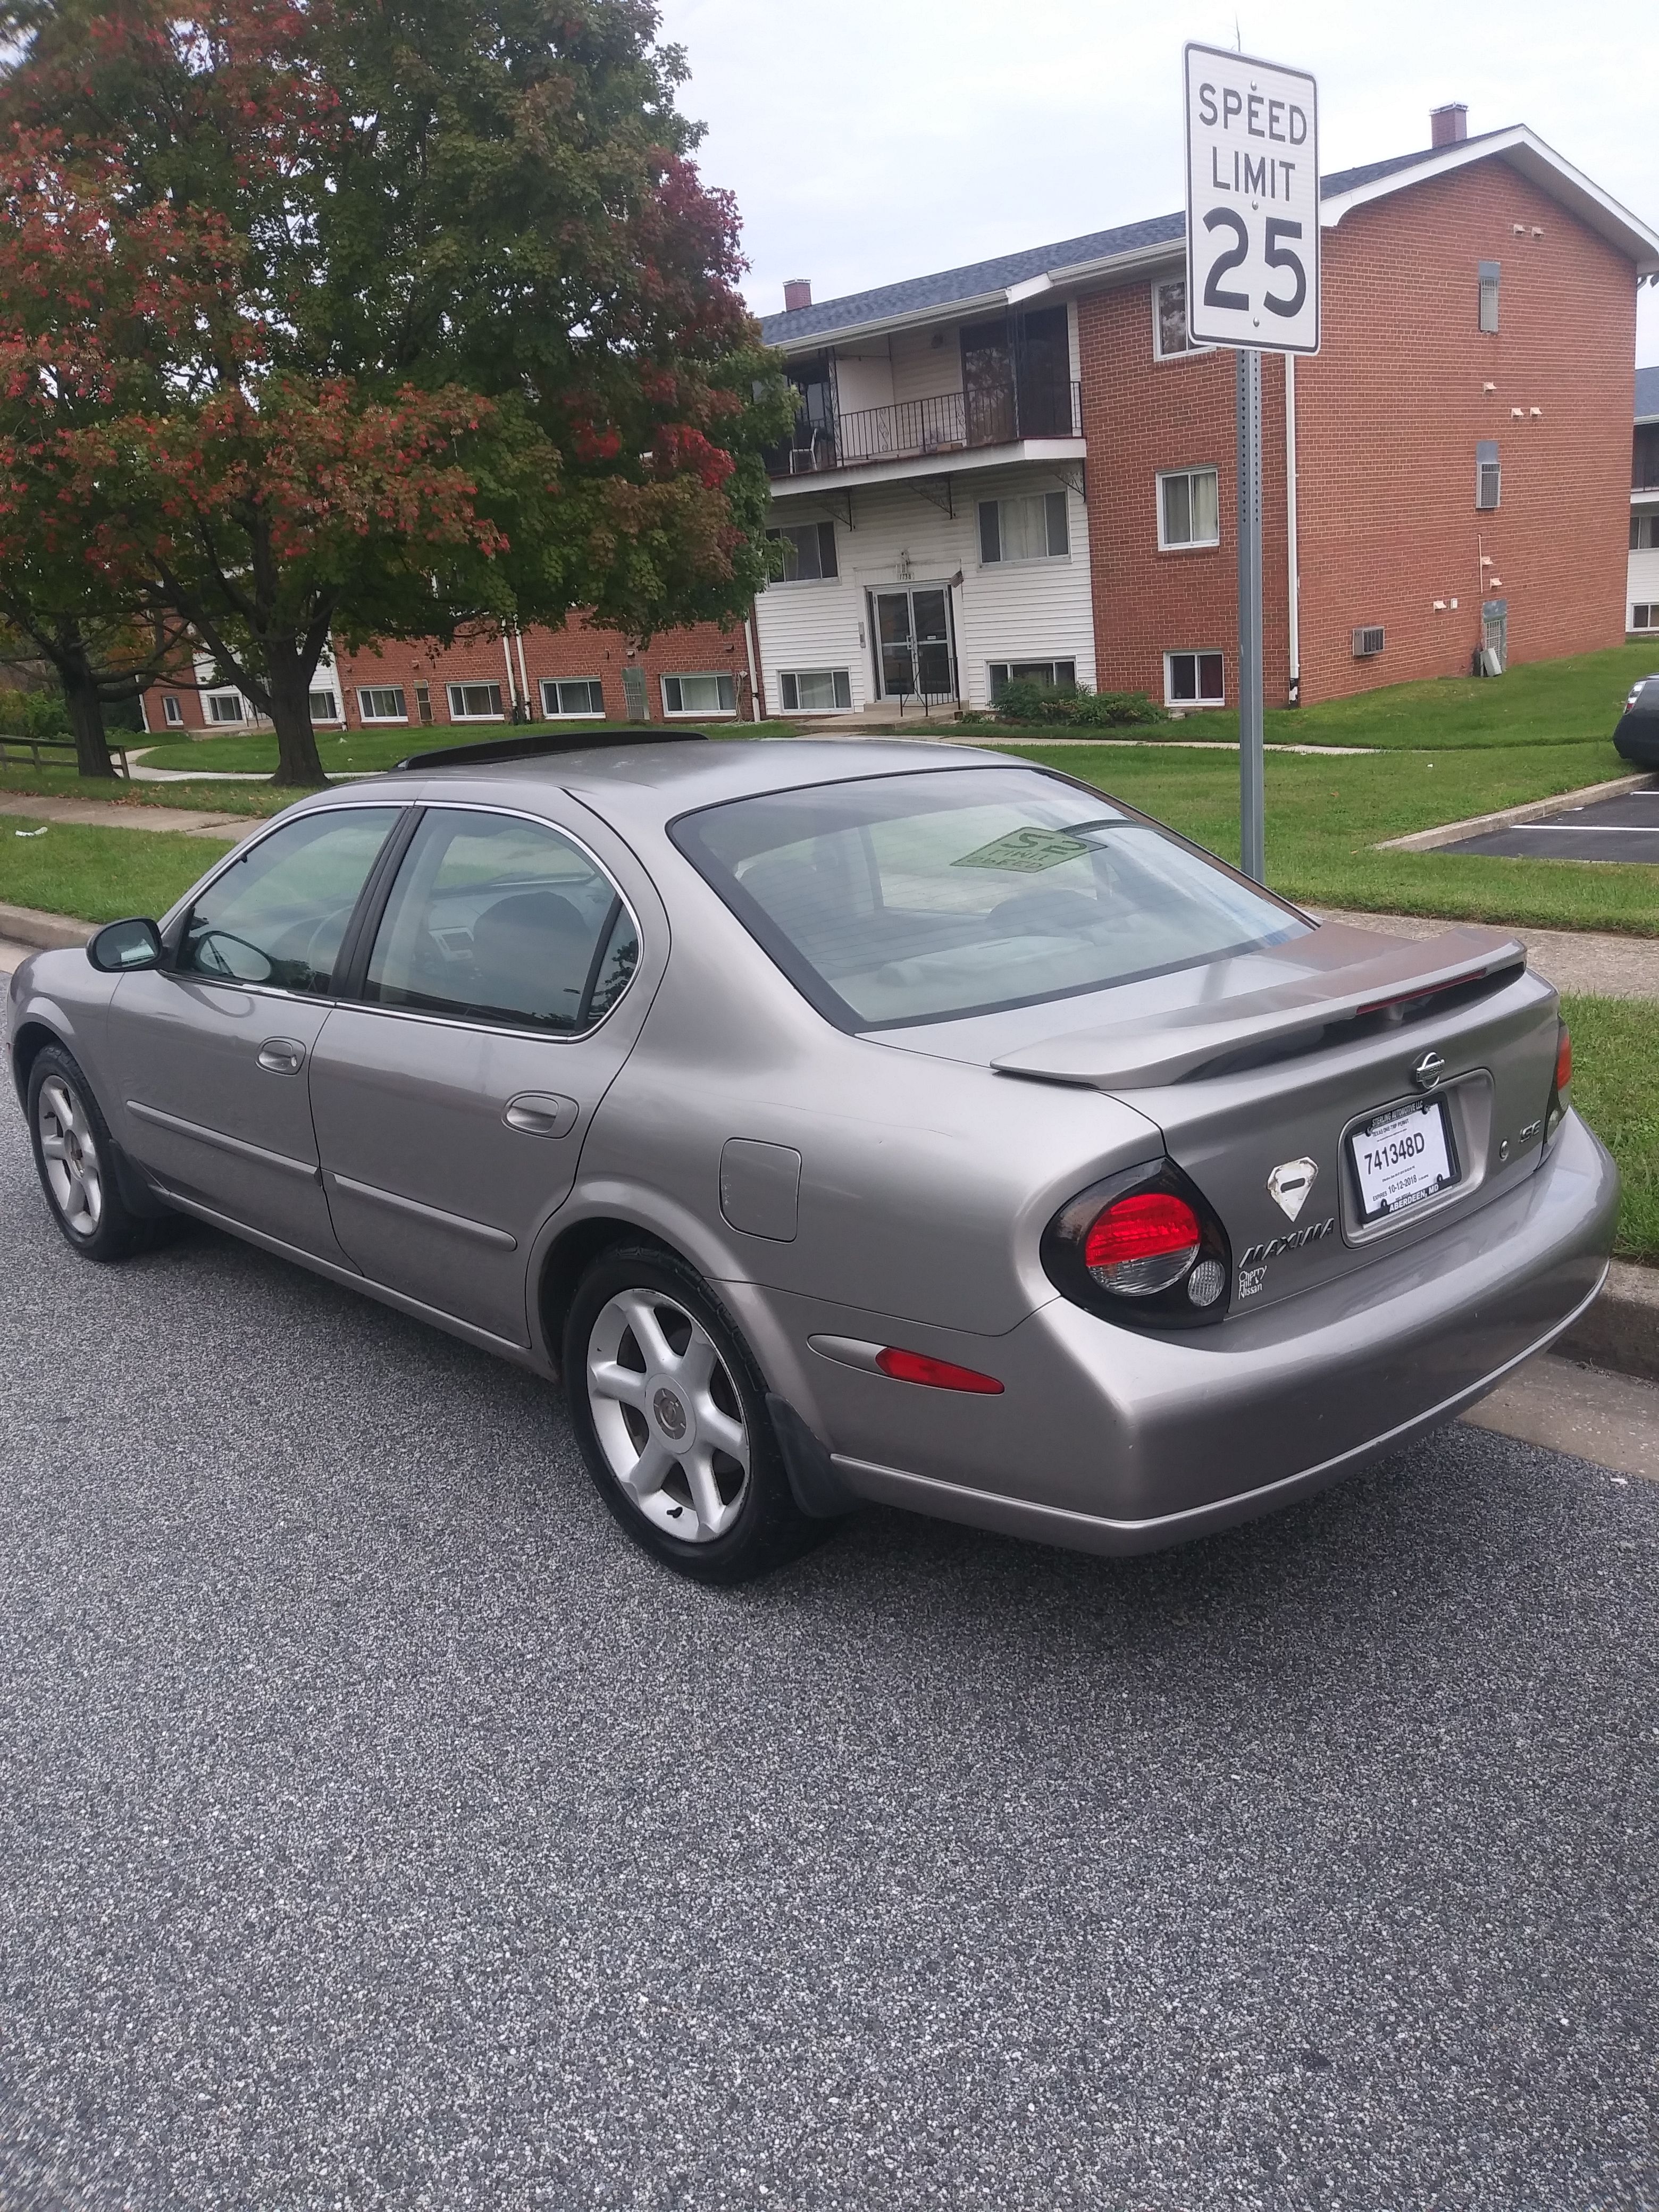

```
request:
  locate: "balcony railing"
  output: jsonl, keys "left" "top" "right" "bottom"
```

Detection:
{"left": 769, "top": 378, "right": 1082, "bottom": 477}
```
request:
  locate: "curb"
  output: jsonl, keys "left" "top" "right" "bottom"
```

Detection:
{"left": 0, "top": 901, "right": 93, "bottom": 950}
{"left": 1559, "top": 1260, "right": 1659, "bottom": 1386}
{"left": 1375, "top": 772, "right": 1653, "bottom": 852}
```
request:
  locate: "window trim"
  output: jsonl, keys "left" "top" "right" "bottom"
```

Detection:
{"left": 766, "top": 518, "right": 839, "bottom": 584}
{"left": 1163, "top": 650, "right": 1227, "bottom": 708}
{"left": 161, "top": 694, "right": 184, "bottom": 727}
{"left": 1151, "top": 275, "right": 1212, "bottom": 363}
{"left": 446, "top": 681, "right": 506, "bottom": 724}
{"left": 1476, "top": 441, "right": 1501, "bottom": 512}
{"left": 977, "top": 489, "right": 1070, "bottom": 567}
{"left": 205, "top": 690, "right": 247, "bottom": 725}
{"left": 1632, "top": 605, "right": 1658, "bottom": 631}
{"left": 538, "top": 677, "right": 607, "bottom": 720}
{"left": 358, "top": 686, "right": 409, "bottom": 724}
{"left": 1477, "top": 260, "right": 1500, "bottom": 334}
{"left": 661, "top": 672, "right": 739, "bottom": 718}
{"left": 1157, "top": 466, "right": 1221, "bottom": 551}
{"left": 778, "top": 669, "right": 853, "bottom": 714}
{"left": 349, "top": 801, "right": 646, "bottom": 1045}
{"left": 308, "top": 688, "right": 342, "bottom": 725}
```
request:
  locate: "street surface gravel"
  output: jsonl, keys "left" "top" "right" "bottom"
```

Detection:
{"left": 0, "top": 1101, "right": 1654, "bottom": 2211}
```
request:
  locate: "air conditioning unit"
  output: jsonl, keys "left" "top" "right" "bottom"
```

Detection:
{"left": 1352, "top": 624, "right": 1385, "bottom": 658}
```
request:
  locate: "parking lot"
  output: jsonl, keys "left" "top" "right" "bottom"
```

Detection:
{"left": 1444, "top": 780, "right": 1659, "bottom": 861}
{"left": 0, "top": 1102, "right": 1654, "bottom": 2211}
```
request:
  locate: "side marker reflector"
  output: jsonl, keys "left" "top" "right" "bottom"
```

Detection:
{"left": 875, "top": 1347, "right": 1004, "bottom": 1394}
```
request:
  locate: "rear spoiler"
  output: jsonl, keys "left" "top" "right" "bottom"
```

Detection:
{"left": 393, "top": 730, "right": 709, "bottom": 772}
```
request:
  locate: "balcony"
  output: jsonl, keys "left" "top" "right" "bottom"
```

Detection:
{"left": 768, "top": 379, "right": 1083, "bottom": 479}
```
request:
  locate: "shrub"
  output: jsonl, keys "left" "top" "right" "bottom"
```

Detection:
{"left": 991, "top": 680, "right": 1166, "bottom": 730}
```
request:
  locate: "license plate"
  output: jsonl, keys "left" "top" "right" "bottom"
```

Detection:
{"left": 1348, "top": 1096, "right": 1458, "bottom": 1224}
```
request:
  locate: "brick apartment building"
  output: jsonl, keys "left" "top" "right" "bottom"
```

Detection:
{"left": 141, "top": 110, "right": 1657, "bottom": 739}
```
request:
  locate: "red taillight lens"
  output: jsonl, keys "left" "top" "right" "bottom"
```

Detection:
{"left": 1554, "top": 1024, "right": 1572, "bottom": 1095}
{"left": 875, "top": 1347, "right": 1004, "bottom": 1394}
{"left": 1083, "top": 1191, "right": 1202, "bottom": 1295}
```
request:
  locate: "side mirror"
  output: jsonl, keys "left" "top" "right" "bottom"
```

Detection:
{"left": 87, "top": 917, "right": 163, "bottom": 973}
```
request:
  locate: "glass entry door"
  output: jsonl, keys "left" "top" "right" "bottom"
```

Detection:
{"left": 874, "top": 588, "right": 956, "bottom": 701}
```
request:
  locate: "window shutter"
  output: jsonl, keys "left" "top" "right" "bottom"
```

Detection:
{"left": 979, "top": 501, "right": 1001, "bottom": 564}
{"left": 1044, "top": 490, "right": 1069, "bottom": 556}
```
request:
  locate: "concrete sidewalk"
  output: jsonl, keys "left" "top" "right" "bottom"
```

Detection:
{"left": 1312, "top": 907, "right": 1659, "bottom": 1002}
{"left": 0, "top": 792, "right": 253, "bottom": 841}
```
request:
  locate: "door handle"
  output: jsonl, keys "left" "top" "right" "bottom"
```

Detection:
{"left": 503, "top": 1092, "right": 579, "bottom": 1139}
{"left": 257, "top": 1037, "right": 307, "bottom": 1075}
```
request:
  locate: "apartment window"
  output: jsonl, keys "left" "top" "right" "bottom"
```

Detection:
{"left": 309, "top": 689, "right": 339, "bottom": 722}
{"left": 768, "top": 520, "right": 838, "bottom": 582}
{"left": 779, "top": 669, "right": 852, "bottom": 712}
{"left": 1159, "top": 467, "right": 1220, "bottom": 550}
{"left": 162, "top": 694, "right": 183, "bottom": 727}
{"left": 1153, "top": 278, "right": 1204, "bottom": 360}
{"left": 1166, "top": 651, "right": 1225, "bottom": 706}
{"left": 1633, "top": 605, "right": 1658, "bottom": 631}
{"left": 661, "top": 672, "right": 736, "bottom": 717}
{"left": 1632, "top": 515, "right": 1659, "bottom": 550}
{"left": 1476, "top": 441, "right": 1501, "bottom": 511}
{"left": 988, "top": 659, "right": 1077, "bottom": 699}
{"left": 1478, "top": 261, "right": 1501, "bottom": 334}
{"left": 206, "top": 692, "right": 245, "bottom": 724}
{"left": 448, "top": 682, "right": 504, "bottom": 721}
{"left": 979, "top": 491, "right": 1069, "bottom": 565}
{"left": 358, "top": 686, "right": 407, "bottom": 722}
{"left": 541, "top": 678, "right": 606, "bottom": 718}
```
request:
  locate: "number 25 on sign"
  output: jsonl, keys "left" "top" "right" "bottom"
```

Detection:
{"left": 1183, "top": 44, "right": 1320, "bottom": 355}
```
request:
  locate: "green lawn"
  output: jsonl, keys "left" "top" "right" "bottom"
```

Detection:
{"left": 1559, "top": 994, "right": 1659, "bottom": 1264}
{"left": 0, "top": 817, "right": 232, "bottom": 923}
{"left": 134, "top": 716, "right": 796, "bottom": 776}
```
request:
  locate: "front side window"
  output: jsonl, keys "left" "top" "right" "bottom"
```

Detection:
{"left": 178, "top": 807, "right": 399, "bottom": 995}
{"left": 162, "top": 695, "right": 183, "bottom": 726}
{"left": 1159, "top": 468, "right": 1220, "bottom": 549}
{"left": 359, "top": 686, "right": 407, "bottom": 722}
{"left": 672, "top": 766, "right": 1304, "bottom": 1030}
{"left": 1166, "top": 651, "right": 1225, "bottom": 705}
{"left": 448, "top": 682, "right": 504, "bottom": 721}
{"left": 541, "top": 677, "right": 606, "bottom": 718}
{"left": 767, "top": 521, "right": 838, "bottom": 582}
{"left": 780, "top": 670, "right": 852, "bottom": 711}
{"left": 364, "top": 809, "right": 638, "bottom": 1034}
{"left": 309, "top": 689, "right": 339, "bottom": 722}
{"left": 663, "top": 673, "right": 737, "bottom": 716}
{"left": 979, "top": 491, "right": 1069, "bottom": 565}
{"left": 1476, "top": 441, "right": 1501, "bottom": 511}
{"left": 206, "top": 693, "right": 244, "bottom": 724}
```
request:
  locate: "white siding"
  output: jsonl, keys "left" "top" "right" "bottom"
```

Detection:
{"left": 832, "top": 343, "right": 894, "bottom": 416}
{"left": 889, "top": 325, "right": 963, "bottom": 408}
{"left": 1630, "top": 524, "right": 1659, "bottom": 628}
{"left": 754, "top": 467, "right": 1095, "bottom": 714}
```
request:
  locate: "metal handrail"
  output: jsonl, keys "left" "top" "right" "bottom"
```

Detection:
{"left": 770, "top": 379, "right": 1082, "bottom": 477}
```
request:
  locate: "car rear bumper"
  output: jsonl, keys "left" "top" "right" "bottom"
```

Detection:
{"left": 816, "top": 1109, "right": 1619, "bottom": 1554}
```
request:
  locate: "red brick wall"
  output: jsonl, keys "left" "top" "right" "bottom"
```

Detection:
{"left": 1076, "top": 154, "right": 1637, "bottom": 707}
{"left": 337, "top": 615, "right": 757, "bottom": 728}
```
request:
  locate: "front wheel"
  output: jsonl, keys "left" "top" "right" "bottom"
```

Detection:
{"left": 564, "top": 1245, "right": 816, "bottom": 1583}
{"left": 27, "top": 1043, "right": 166, "bottom": 1261}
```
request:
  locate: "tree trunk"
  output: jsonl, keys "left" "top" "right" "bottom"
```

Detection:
{"left": 265, "top": 635, "right": 326, "bottom": 786}
{"left": 61, "top": 651, "right": 115, "bottom": 780}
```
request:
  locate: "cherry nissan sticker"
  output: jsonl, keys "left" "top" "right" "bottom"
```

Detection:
{"left": 1183, "top": 43, "right": 1321, "bottom": 356}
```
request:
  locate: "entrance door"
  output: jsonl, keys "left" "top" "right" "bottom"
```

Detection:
{"left": 874, "top": 588, "right": 956, "bottom": 702}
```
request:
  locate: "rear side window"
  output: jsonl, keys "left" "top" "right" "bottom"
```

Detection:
{"left": 179, "top": 808, "right": 400, "bottom": 994}
{"left": 672, "top": 767, "right": 1306, "bottom": 1029}
{"left": 363, "top": 809, "right": 638, "bottom": 1033}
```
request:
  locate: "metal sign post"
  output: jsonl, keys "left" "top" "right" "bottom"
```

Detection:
{"left": 1184, "top": 42, "right": 1320, "bottom": 884}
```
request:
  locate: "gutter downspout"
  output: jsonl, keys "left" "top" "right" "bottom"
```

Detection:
{"left": 743, "top": 606, "right": 763, "bottom": 722}
{"left": 501, "top": 631, "right": 521, "bottom": 717}
{"left": 1285, "top": 353, "right": 1300, "bottom": 706}
{"left": 514, "top": 629, "right": 532, "bottom": 718}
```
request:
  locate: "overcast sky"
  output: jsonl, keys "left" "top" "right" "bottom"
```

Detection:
{"left": 657, "top": 0, "right": 1659, "bottom": 366}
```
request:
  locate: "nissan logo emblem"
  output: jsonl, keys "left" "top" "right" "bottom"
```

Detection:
{"left": 1411, "top": 1050, "right": 1447, "bottom": 1092}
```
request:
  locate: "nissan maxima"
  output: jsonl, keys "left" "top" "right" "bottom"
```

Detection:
{"left": 5, "top": 735, "right": 1616, "bottom": 1581}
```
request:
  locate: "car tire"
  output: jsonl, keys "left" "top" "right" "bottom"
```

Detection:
{"left": 564, "top": 1244, "right": 817, "bottom": 1583}
{"left": 27, "top": 1044, "right": 168, "bottom": 1262}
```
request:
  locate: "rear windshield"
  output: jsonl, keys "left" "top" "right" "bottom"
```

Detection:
{"left": 671, "top": 766, "right": 1310, "bottom": 1028}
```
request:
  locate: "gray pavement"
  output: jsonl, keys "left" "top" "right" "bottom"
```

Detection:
{"left": 1, "top": 1104, "right": 1656, "bottom": 2210}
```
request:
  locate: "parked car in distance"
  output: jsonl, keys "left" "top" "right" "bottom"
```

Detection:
{"left": 6, "top": 733, "right": 1618, "bottom": 1582}
{"left": 1613, "top": 673, "right": 1659, "bottom": 767}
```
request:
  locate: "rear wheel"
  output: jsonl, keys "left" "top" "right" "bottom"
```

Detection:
{"left": 564, "top": 1245, "right": 814, "bottom": 1583}
{"left": 27, "top": 1044, "right": 165, "bottom": 1262}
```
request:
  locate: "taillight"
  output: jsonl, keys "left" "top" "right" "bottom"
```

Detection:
{"left": 875, "top": 1347, "right": 1003, "bottom": 1393}
{"left": 1043, "top": 1159, "right": 1233, "bottom": 1330}
{"left": 1554, "top": 1024, "right": 1572, "bottom": 1096}
{"left": 1546, "top": 1017, "right": 1572, "bottom": 1142}
{"left": 1083, "top": 1192, "right": 1201, "bottom": 1294}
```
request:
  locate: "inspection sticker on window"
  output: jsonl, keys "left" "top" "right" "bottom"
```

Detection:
{"left": 951, "top": 826, "right": 1090, "bottom": 874}
{"left": 1348, "top": 1096, "right": 1457, "bottom": 1223}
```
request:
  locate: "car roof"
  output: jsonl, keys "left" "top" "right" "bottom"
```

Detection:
{"left": 339, "top": 736, "right": 1030, "bottom": 832}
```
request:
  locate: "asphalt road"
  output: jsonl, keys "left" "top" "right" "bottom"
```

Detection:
{"left": 0, "top": 1103, "right": 1654, "bottom": 2212}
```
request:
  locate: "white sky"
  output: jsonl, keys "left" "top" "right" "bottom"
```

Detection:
{"left": 658, "top": 0, "right": 1659, "bottom": 366}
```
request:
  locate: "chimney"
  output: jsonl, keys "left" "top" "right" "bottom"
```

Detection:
{"left": 784, "top": 278, "right": 812, "bottom": 312}
{"left": 1430, "top": 103, "right": 1468, "bottom": 148}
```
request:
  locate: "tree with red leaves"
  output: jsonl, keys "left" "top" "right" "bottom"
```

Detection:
{"left": 0, "top": 0, "right": 788, "bottom": 783}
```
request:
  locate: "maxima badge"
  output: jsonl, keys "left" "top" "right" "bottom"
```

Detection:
{"left": 1267, "top": 1157, "right": 1319, "bottom": 1222}
{"left": 1412, "top": 1050, "right": 1447, "bottom": 1091}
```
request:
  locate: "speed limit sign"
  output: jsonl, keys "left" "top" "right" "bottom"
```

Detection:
{"left": 1184, "top": 44, "right": 1320, "bottom": 354}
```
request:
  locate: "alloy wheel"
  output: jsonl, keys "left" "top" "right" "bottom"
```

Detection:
{"left": 585, "top": 1288, "right": 751, "bottom": 1543}
{"left": 36, "top": 1076, "right": 103, "bottom": 1238}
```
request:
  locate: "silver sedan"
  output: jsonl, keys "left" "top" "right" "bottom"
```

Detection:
{"left": 5, "top": 735, "right": 1618, "bottom": 1581}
